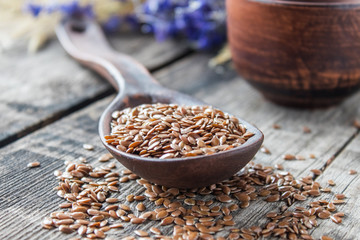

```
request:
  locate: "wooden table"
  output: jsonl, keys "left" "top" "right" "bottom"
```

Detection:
{"left": 0, "top": 33, "right": 359, "bottom": 240}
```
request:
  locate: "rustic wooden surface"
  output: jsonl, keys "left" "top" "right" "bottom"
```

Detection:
{"left": 0, "top": 33, "right": 190, "bottom": 147}
{"left": 0, "top": 32, "right": 360, "bottom": 240}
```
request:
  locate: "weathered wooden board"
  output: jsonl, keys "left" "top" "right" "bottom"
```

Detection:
{"left": 0, "top": 53, "right": 360, "bottom": 239}
{"left": 0, "top": 33, "right": 189, "bottom": 146}
{"left": 307, "top": 134, "right": 360, "bottom": 240}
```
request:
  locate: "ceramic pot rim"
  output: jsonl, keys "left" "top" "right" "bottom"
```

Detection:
{"left": 251, "top": 0, "right": 360, "bottom": 7}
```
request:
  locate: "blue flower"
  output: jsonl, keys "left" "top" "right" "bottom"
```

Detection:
{"left": 103, "top": 16, "right": 122, "bottom": 33}
{"left": 24, "top": 0, "right": 227, "bottom": 51}
{"left": 26, "top": 3, "right": 43, "bottom": 17}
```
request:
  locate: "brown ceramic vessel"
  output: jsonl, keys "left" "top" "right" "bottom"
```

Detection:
{"left": 227, "top": 0, "right": 360, "bottom": 108}
{"left": 56, "top": 16, "right": 264, "bottom": 188}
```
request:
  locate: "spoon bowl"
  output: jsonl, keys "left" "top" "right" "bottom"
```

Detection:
{"left": 56, "top": 16, "right": 264, "bottom": 188}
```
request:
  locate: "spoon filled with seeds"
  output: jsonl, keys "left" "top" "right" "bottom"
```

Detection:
{"left": 56, "top": 16, "right": 263, "bottom": 188}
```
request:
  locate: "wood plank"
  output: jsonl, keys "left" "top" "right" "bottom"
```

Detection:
{"left": 1, "top": 53, "right": 360, "bottom": 239}
{"left": 303, "top": 134, "right": 360, "bottom": 240}
{"left": 0, "top": 33, "right": 189, "bottom": 146}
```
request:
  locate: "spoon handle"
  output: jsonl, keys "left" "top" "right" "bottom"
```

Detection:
{"left": 56, "top": 16, "right": 160, "bottom": 95}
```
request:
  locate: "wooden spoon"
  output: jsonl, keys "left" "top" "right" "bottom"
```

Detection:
{"left": 56, "top": 16, "right": 264, "bottom": 188}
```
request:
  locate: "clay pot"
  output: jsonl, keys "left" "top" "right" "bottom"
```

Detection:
{"left": 227, "top": 0, "right": 360, "bottom": 108}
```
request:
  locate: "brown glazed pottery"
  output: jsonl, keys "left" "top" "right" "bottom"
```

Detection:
{"left": 227, "top": 0, "right": 360, "bottom": 108}
{"left": 56, "top": 16, "right": 264, "bottom": 188}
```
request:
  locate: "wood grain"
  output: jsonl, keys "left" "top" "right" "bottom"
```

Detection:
{"left": 0, "top": 53, "right": 359, "bottom": 239}
{"left": 0, "top": 33, "right": 189, "bottom": 147}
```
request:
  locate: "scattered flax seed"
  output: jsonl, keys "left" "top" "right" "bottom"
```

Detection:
{"left": 330, "top": 215, "right": 342, "bottom": 224}
{"left": 274, "top": 164, "right": 283, "bottom": 170}
{"left": 303, "top": 126, "right": 311, "bottom": 133}
{"left": 348, "top": 169, "right": 357, "bottom": 175}
{"left": 27, "top": 161, "right": 40, "bottom": 168}
{"left": 335, "top": 194, "right": 346, "bottom": 200}
{"left": 333, "top": 200, "right": 346, "bottom": 204}
{"left": 82, "top": 144, "right": 94, "bottom": 150}
{"left": 321, "top": 236, "right": 333, "bottom": 240}
{"left": 77, "top": 156, "right": 87, "bottom": 163}
{"left": 41, "top": 152, "right": 348, "bottom": 240}
{"left": 282, "top": 154, "right": 295, "bottom": 160}
{"left": 309, "top": 154, "right": 316, "bottom": 159}
{"left": 328, "top": 180, "right": 336, "bottom": 186}
{"left": 272, "top": 124, "right": 281, "bottom": 129}
{"left": 105, "top": 104, "right": 253, "bottom": 158}
{"left": 134, "top": 230, "right": 148, "bottom": 237}
{"left": 98, "top": 153, "right": 113, "bottom": 162}
{"left": 353, "top": 119, "right": 360, "bottom": 129}
{"left": 334, "top": 212, "right": 345, "bottom": 218}
{"left": 311, "top": 169, "right": 322, "bottom": 176}
{"left": 260, "top": 146, "right": 271, "bottom": 154}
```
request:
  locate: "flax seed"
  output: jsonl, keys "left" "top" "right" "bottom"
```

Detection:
{"left": 282, "top": 154, "right": 295, "bottom": 160}
{"left": 136, "top": 203, "right": 146, "bottom": 212}
{"left": 349, "top": 169, "right": 357, "bottom": 175}
{"left": 27, "top": 161, "right": 40, "bottom": 168}
{"left": 82, "top": 144, "right": 94, "bottom": 150}
{"left": 321, "top": 236, "right": 333, "bottom": 240}
{"left": 160, "top": 216, "right": 174, "bottom": 226}
{"left": 59, "top": 225, "right": 74, "bottom": 234}
{"left": 131, "top": 217, "right": 145, "bottom": 224}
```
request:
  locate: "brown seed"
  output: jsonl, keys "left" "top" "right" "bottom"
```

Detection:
{"left": 273, "top": 124, "right": 281, "bottom": 129}
{"left": 94, "top": 229, "right": 105, "bottom": 239}
{"left": 105, "top": 198, "right": 119, "bottom": 203}
{"left": 318, "top": 211, "right": 331, "bottom": 219}
{"left": 333, "top": 200, "right": 346, "bottom": 204}
{"left": 160, "top": 216, "right": 174, "bottom": 226}
{"left": 328, "top": 180, "right": 335, "bottom": 186}
{"left": 294, "top": 194, "right": 306, "bottom": 201}
{"left": 216, "top": 195, "right": 232, "bottom": 203}
{"left": 134, "top": 230, "right": 149, "bottom": 237}
{"left": 335, "top": 194, "right": 346, "bottom": 200}
{"left": 156, "top": 210, "right": 168, "bottom": 219}
{"left": 334, "top": 212, "right": 345, "bottom": 218}
{"left": 330, "top": 215, "right": 342, "bottom": 224}
{"left": 265, "top": 194, "right": 280, "bottom": 202}
{"left": 223, "top": 220, "right": 235, "bottom": 226}
{"left": 174, "top": 217, "right": 185, "bottom": 225}
{"left": 78, "top": 225, "right": 87, "bottom": 235}
{"left": 311, "top": 169, "right": 322, "bottom": 175}
{"left": 349, "top": 169, "right": 357, "bottom": 175}
{"left": 321, "top": 236, "right": 333, "bottom": 240}
{"left": 234, "top": 192, "right": 250, "bottom": 202}
{"left": 131, "top": 217, "right": 145, "bottom": 224}
{"left": 260, "top": 146, "right": 271, "bottom": 154}
{"left": 136, "top": 203, "right": 146, "bottom": 212}
{"left": 70, "top": 212, "right": 86, "bottom": 220}
{"left": 150, "top": 227, "right": 161, "bottom": 235}
{"left": 110, "top": 223, "right": 124, "bottom": 229}
{"left": 134, "top": 195, "right": 146, "bottom": 201}
{"left": 59, "top": 225, "right": 74, "bottom": 234}
{"left": 98, "top": 153, "right": 113, "bottom": 162}
{"left": 119, "top": 204, "right": 131, "bottom": 211}
{"left": 59, "top": 202, "right": 72, "bottom": 208}
{"left": 282, "top": 154, "right": 295, "bottom": 160}
{"left": 303, "top": 126, "right": 311, "bottom": 133}
{"left": 27, "top": 162, "right": 40, "bottom": 168}
{"left": 353, "top": 119, "right": 360, "bottom": 129}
